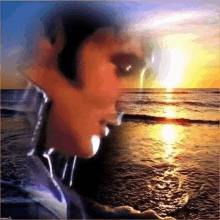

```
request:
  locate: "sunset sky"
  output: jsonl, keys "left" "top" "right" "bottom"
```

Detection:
{"left": 1, "top": 0, "right": 219, "bottom": 89}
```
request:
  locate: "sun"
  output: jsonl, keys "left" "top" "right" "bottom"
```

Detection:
{"left": 161, "top": 48, "right": 185, "bottom": 88}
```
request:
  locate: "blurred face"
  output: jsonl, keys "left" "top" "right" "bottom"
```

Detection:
{"left": 38, "top": 30, "right": 146, "bottom": 158}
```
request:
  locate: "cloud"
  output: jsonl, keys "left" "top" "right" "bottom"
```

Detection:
{"left": 4, "top": 47, "right": 21, "bottom": 58}
{"left": 134, "top": 10, "right": 218, "bottom": 32}
{"left": 129, "top": 1, "right": 219, "bottom": 40}
{"left": 2, "top": 45, "right": 23, "bottom": 71}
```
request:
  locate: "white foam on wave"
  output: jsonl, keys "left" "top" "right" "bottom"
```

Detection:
{"left": 83, "top": 197, "right": 175, "bottom": 220}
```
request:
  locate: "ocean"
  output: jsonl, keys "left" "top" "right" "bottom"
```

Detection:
{"left": 1, "top": 88, "right": 219, "bottom": 219}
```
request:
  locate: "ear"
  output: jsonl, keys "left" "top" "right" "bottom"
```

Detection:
{"left": 37, "top": 34, "right": 65, "bottom": 62}
{"left": 38, "top": 38, "right": 54, "bottom": 58}
{"left": 36, "top": 37, "right": 59, "bottom": 71}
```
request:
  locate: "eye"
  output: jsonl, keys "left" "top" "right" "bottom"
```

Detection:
{"left": 111, "top": 53, "right": 145, "bottom": 77}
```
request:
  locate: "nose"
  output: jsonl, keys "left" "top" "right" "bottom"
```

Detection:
{"left": 105, "top": 111, "right": 124, "bottom": 126}
{"left": 115, "top": 99, "right": 122, "bottom": 112}
{"left": 106, "top": 96, "right": 124, "bottom": 125}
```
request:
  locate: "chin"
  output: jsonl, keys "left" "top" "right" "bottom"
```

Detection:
{"left": 59, "top": 136, "right": 101, "bottom": 159}
{"left": 48, "top": 122, "right": 101, "bottom": 158}
{"left": 77, "top": 135, "right": 101, "bottom": 159}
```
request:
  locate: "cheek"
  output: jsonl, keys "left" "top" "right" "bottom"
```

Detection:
{"left": 47, "top": 87, "right": 105, "bottom": 158}
{"left": 80, "top": 43, "right": 122, "bottom": 103}
{"left": 48, "top": 101, "right": 95, "bottom": 158}
{"left": 84, "top": 64, "right": 121, "bottom": 103}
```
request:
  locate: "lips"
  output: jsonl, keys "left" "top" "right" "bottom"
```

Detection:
{"left": 89, "top": 112, "right": 124, "bottom": 157}
{"left": 100, "top": 112, "right": 124, "bottom": 135}
{"left": 102, "top": 111, "right": 124, "bottom": 126}
{"left": 104, "top": 126, "right": 110, "bottom": 136}
{"left": 116, "top": 112, "right": 124, "bottom": 126}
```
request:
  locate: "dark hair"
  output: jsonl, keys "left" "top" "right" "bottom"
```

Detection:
{"left": 42, "top": 2, "right": 125, "bottom": 83}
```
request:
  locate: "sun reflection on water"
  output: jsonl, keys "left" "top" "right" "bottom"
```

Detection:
{"left": 162, "top": 124, "right": 177, "bottom": 163}
{"left": 162, "top": 124, "right": 176, "bottom": 142}
{"left": 118, "top": 121, "right": 185, "bottom": 166}
{"left": 164, "top": 106, "right": 177, "bottom": 118}
{"left": 163, "top": 89, "right": 179, "bottom": 119}
{"left": 111, "top": 121, "right": 191, "bottom": 214}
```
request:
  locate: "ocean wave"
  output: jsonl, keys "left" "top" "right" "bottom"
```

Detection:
{"left": 124, "top": 89, "right": 219, "bottom": 95}
{"left": 208, "top": 90, "right": 220, "bottom": 94}
{"left": 122, "top": 114, "right": 219, "bottom": 125}
{"left": 134, "top": 100, "right": 219, "bottom": 108}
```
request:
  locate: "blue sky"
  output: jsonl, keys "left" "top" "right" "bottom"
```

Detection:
{"left": 2, "top": 0, "right": 218, "bottom": 56}
{"left": 2, "top": 2, "right": 54, "bottom": 50}
{"left": 1, "top": 1, "right": 160, "bottom": 68}
{"left": 2, "top": 0, "right": 218, "bottom": 52}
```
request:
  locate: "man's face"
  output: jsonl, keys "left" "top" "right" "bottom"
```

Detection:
{"left": 43, "top": 30, "right": 145, "bottom": 158}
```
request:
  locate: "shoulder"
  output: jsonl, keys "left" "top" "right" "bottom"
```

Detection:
{"left": 1, "top": 181, "right": 58, "bottom": 219}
